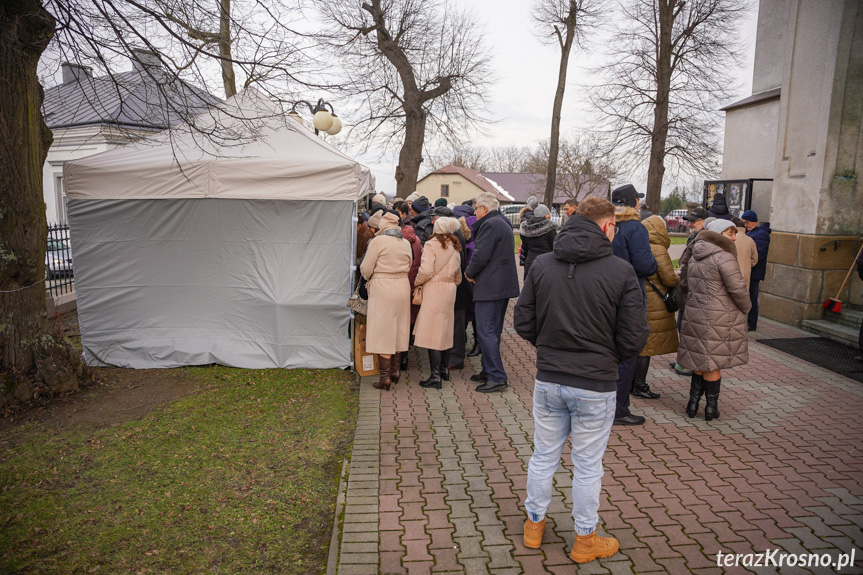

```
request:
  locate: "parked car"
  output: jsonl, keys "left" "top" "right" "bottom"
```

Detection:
{"left": 500, "top": 203, "right": 526, "bottom": 228}
{"left": 665, "top": 209, "right": 690, "bottom": 233}
{"left": 45, "top": 237, "right": 73, "bottom": 279}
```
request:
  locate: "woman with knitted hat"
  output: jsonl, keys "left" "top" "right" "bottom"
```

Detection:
{"left": 677, "top": 219, "right": 751, "bottom": 420}
{"left": 413, "top": 217, "right": 463, "bottom": 389}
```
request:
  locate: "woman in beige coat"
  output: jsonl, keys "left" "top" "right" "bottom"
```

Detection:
{"left": 677, "top": 219, "right": 752, "bottom": 421}
{"left": 633, "top": 216, "right": 680, "bottom": 400}
{"left": 413, "top": 217, "right": 463, "bottom": 389}
{"left": 360, "top": 211, "right": 413, "bottom": 391}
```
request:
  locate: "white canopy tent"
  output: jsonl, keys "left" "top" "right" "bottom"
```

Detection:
{"left": 64, "top": 89, "right": 373, "bottom": 369}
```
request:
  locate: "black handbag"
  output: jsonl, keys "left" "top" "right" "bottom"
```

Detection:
{"left": 357, "top": 276, "right": 368, "bottom": 300}
{"left": 646, "top": 277, "right": 679, "bottom": 313}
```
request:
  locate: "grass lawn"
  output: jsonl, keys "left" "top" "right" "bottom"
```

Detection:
{"left": 0, "top": 365, "right": 358, "bottom": 574}
{"left": 669, "top": 236, "right": 687, "bottom": 245}
{"left": 514, "top": 233, "right": 521, "bottom": 253}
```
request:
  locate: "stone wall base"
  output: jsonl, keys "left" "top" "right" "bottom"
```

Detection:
{"left": 761, "top": 232, "right": 862, "bottom": 326}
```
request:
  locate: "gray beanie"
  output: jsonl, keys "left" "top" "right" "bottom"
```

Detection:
{"left": 706, "top": 219, "right": 736, "bottom": 234}
{"left": 526, "top": 196, "right": 539, "bottom": 210}
{"left": 533, "top": 204, "right": 550, "bottom": 218}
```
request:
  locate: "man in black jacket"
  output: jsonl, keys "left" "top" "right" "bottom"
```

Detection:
{"left": 610, "top": 184, "right": 657, "bottom": 426}
{"left": 514, "top": 196, "right": 648, "bottom": 564}
{"left": 465, "top": 192, "right": 520, "bottom": 392}
{"left": 408, "top": 196, "right": 435, "bottom": 244}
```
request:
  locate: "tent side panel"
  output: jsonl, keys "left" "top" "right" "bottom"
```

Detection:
{"left": 67, "top": 198, "right": 353, "bottom": 369}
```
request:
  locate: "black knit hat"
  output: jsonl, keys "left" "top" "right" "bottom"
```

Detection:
{"left": 411, "top": 196, "right": 431, "bottom": 212}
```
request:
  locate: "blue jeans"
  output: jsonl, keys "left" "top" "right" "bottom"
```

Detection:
{"left": 525, "top": 380, "right": 616, "bottom": 535}
{"left": 475, "top": 299, "right": 509, "bottom": 382}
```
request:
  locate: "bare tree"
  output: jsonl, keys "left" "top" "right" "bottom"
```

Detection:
{"left": 487, "top": 146, "right": 529, "bottom": 173}
{"left": 429, "top": 145, "right": 489, "bottom": 173}
{"left": 591, "top": 0, "right": 748, "bottom": 212}
{"left": 533, "top": 0, "right": 604, "bottom": 208}
{"left": 1, "top": 0, "right": 322, "bottom": 403}
{"left": 321, "top": 0, "right": 493, "bottom": 198}
{"left": 524, "top": 135, "right": 616, "bottom": 203}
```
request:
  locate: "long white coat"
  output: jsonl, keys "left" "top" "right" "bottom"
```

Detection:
{"left": 413, "top": 238, "right": 462, "bottom": 351}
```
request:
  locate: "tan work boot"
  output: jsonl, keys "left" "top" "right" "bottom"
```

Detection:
{"left": 569, "top": 530, "right": 619, "bottom": 563}
{"left": 523, "top": 518, "right": 545, "bottom": 549}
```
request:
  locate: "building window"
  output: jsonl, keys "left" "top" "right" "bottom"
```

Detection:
{"left": 441, "top": 184, "right": 449, "bottom": 197}
{"left": 55, "top": 175, "right": 67, "bottom": 225}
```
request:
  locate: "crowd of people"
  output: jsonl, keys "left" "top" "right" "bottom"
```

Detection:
{"left": 355, "top": 185, "right": 773, "bottom": 565}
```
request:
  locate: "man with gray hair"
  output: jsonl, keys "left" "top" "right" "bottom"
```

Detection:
{"left": 465, "top": 192, "right": 520, "bottom": 392}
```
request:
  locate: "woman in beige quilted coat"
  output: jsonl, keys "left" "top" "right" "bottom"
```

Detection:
{"left": 413, "top": 217, "right": 463, "bottom": 389}
{"left": 633, "top": 216, "right": 680, "bottom": 400}
{"left": 360, "top": 211, "right": 413, "bottom": 391}
{"left": 677, "top": 219, "right": 752, "bottom": 421}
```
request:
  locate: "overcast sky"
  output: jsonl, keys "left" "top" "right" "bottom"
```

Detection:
{"left": 364, "top": 0, "right": 760, "bottom": 198}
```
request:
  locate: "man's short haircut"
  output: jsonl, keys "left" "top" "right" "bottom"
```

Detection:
{"left": 575, "top": 196, "right": 615, "bottom": 224}
{"left": 564, "top": 198, "right": 579, "bottom": 209}
{"left": 475, "top": 192, "right": 500, "bottom": 213}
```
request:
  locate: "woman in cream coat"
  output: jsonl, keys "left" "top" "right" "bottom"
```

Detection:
{"left": 360, "top": 211, "right": 413, "bottom": 390}
{"left": 413, "top": 217, "right": 463, "bottom": 389}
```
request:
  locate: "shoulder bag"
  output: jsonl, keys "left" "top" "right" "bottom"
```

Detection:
{"left": 646, "top": 277, "right": 679, "bottom": 314}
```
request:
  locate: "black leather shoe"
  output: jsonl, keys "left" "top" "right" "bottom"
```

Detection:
{"left": 470, "top": 372, "right": 488, "bottom": 382}
{"left": 631, "top": 384, "right": 660, "bottom": 399}
{"left": 448, "top": 363, "right": 465, "bottom": 370}
{"left": 854, "top": 355, "right": 863, "bottom": 363}
{"left": 476, "top": 381, "right": 507, "bottom": 393}
{"left": 400, "top": 351, "right": 408, "bottom": 371}
{"left": 613, "top": 414, "right": 646, "bottom": 426}
{"left": 467, "top": 343, "right": 481, "bottom": 357}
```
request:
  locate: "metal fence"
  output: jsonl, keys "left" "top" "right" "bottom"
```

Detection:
{"left": 45, "top": 223, "right": 74, "bottom": 298}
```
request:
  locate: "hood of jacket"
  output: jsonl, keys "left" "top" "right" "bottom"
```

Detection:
{"left": 692, "top": 229, "right": 737, "bottom": 260}
{"left": 642, "top": 215, "right": 670, "bottom": 249}
{"left": 401, "top": 223, "right": 418, "bottom": 243}
{"left": 708, "top": 194, "right": 730, "bottom": 216}
{"left": 615, "top": 206, "right": 641, "bottom": 224}
{"left": 453, "top": 205, "right": 475, "bottom": 219}
{"left": 519, "top": 216, "right": 556, "bottom": 238}
{"left": 553, "top": 215, "right": 613, "bottom": 264}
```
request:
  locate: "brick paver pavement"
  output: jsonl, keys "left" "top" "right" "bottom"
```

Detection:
{"left": 334, "top": 301, "right": 863, "bottom": 574}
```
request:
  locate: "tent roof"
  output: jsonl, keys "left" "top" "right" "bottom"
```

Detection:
{"left": 64, "top": 89, "right": 374, "bottom": 202}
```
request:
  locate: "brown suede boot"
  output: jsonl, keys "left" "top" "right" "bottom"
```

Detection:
{"left": 569, "top": 531, "right": 619, "bottom": 564}
{"left": 374, "top": 356, "right": 391, "bottom": 391}
{"left": 523, "top": 518, "right": 545, "bottom": 549}
{"left": 389, "top": 353, "right": 401, "bottom": 384}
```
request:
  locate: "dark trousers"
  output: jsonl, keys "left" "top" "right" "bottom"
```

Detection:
{"left": 748, "top": 280, "right": 760, "bottom": 330}
{"left": 858, "top": 320, "right": 863, "bottom": 353}
{"left": 450, "top": 306, "right": 467, "bottom": 367}
{"left": 615, "top": 357, "right": 637, "bottom": 419}
{"left": 476, "top": 299, "right": 509, "bottom": 383}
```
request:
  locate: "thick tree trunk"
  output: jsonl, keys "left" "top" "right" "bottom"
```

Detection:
{"left": 645, "top": 0, "right": 675, "bottom": 214}
{"left": 395, "top": 104, "right": 427, "bottom": 199}
{"left": 0, "top": 0, "right": 54, "bottom": 375}
{"left": 218, "top": 0, "right": 237, "bottom": 98}
{"left": 544, "top": 21, "right": 577, "bottom": 209}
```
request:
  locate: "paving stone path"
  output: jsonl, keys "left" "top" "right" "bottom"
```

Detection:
{"left": 333, "top": 304, "right": 863, "bottom": 574}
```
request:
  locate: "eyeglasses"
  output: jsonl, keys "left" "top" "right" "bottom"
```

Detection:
{"left": 602, "top": 222, "right": 619, "bottom": 236}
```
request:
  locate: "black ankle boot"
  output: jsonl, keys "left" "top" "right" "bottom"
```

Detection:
{"left": 686, "top": 373, "right": 704, "bottom": 418}
{"left": 440, "top": 349, "right": 451, "bottom": 381}
{"left": 631, "top": 356, "right": 659, "bottom": 399}
{"left": 704, "top": 378, "right": 721, "bottom": 421}
{"left": 420, "top": 349, "right": 442, "bottom": 389}
{"left": 467, "top": 322, "right": 481, "bottom": 357}
{"left": 400, "top": 351, "right": 408, "bottom": 371}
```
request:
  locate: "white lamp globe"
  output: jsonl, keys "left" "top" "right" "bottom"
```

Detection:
{"left": 313, "top": 109, "right": 334, "bottom": 131}
{"left": 288, "top": 111, "right": 304, "bottom": 126}
{"left": 326, "top": 114, "right": 342, "bottom": 135}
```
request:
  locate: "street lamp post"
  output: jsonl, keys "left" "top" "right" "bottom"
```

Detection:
{"left": 288, "top": 98, "right": 343, "bottom": 136}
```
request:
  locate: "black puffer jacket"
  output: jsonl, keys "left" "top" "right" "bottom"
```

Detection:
{"left": 514, "top": 215, "right": 649, "bottom": 392}
{"left": 409, "top": 209, "right": 435, "bottom": 244}
{"left": 519, "top": 216, "right": 557, "bottom": 279}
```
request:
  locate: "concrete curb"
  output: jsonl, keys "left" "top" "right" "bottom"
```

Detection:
{"left": 325, "top": 458, "right": 349, "bottom": 575}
